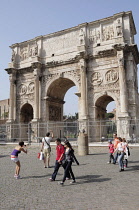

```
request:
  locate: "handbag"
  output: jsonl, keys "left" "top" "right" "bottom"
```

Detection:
{"left": 127, "top": 147, "right": 130, "bottom": 156}
{"left": 37, "top": 152, "right": 40, "bottom": 159}
{"left": 40, "top": 152, "right": 44, "bottom": 160}
{"left": 61, "top": 159, "right": 67, "bottom": 167}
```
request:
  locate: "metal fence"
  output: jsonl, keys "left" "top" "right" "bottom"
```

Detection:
{"left": 0, "top": 120, "right": 138, "bottom": 143}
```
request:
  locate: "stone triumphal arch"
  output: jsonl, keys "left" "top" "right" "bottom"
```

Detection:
{"left": 5, "top": 11, "right": 139, "bottom": 153}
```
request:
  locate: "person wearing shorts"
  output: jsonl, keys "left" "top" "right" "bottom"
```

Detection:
{"left": 11, "top": 141, "right": 27, "bottom": 179}
{"left": 41, "top": 131, "right": 53, "bottom": 168}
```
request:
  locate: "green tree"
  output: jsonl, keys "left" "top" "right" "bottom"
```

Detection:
{"left": 105, "top": 113, "right": 114, "bottom": 119}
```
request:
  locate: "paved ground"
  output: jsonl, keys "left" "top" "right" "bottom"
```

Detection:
{"left": 0, "top": 144, "right": 139, "bottom": 210}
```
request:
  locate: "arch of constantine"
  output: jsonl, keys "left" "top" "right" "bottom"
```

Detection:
{"left": 5, "top": 11, "right": 139, "bottom": 154}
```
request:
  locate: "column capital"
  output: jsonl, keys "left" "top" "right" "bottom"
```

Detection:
{"left": 31, "top": 62, "right": 42, "bottom": 71}
{"left": 9, "top": 69, "right": 17, "bottom": 84}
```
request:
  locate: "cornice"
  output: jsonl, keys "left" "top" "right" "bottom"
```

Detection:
{"left": 88, "top": 11, "right": 132, "bottom": 26}
{"left": 91, "top": 49, "right": 116, "bottom": 59}
{"left": 45, "top": 55, "right": 81, "bottom": 68}
{"left": 45, "top": 96, "right": 65, "bottom": 104}
{"left": 5, "top": 68, "right": 17, "bottom": 74}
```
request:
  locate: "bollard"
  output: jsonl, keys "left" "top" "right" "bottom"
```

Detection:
{"left": 78, "top": 132, "right": 89, "bottom": 156}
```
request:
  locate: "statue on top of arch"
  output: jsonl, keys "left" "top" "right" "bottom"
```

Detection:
{"left": 79, "top": 28, "right": 85, "bottom": 45}
{"left": 116, "top": 19, "right": 123, "bottom": 36}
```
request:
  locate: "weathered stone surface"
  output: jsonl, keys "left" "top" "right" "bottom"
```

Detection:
{"left": 5, "top": 11, "right": 139, "bottom": 144}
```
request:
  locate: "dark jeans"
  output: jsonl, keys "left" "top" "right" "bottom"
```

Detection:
{"left": 51, "top": 160, "right": 70, "bottom": 181}
{"left": 109, "top": 153, "right": 114, "bottom": 163}
{"left": 62, "top": 161, "right": 75, "bottom": 183}
{"left": 52, "top": 160, "right": 61, "bottom": 181}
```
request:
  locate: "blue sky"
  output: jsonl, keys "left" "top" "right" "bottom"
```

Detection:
{"left": 0, "top": 0, "right": 139, "bottom": 115}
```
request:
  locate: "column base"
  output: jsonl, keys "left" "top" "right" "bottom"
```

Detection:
{"left": 78, "top": 133, "right": 89, "bottom": 156}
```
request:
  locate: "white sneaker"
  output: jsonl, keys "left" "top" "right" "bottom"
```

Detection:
{"left": 16, "top": 175, "right": 22, "bottom": 179}
{"left": 58, "top": 182, "right": 64, "bottom": 185}
{"left": 70, "top": 180, "right": 76, "bottom": 184}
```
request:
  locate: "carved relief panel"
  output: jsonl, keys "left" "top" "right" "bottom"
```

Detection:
{"left": 43, "top": 30, "right": 78, "bottom": 55}
{"left": 29, "top": 42, "right": 38, "bottom": 57}
{"left": 102, "top": 24, "right": 114, "bottom": 41}
{"left": 89, "top": 27, "right": 101, "bottom": 44}
{"left": 90, "top": 69, "right": 119, "bottom": 92}
{"left": 49, "top": 105, "right": 61, "bottom": 121}
{"left": 20, "top": 46, "right": 28, "bottom": 61}
{"left": 17, "top": 82, "right": 35, "bottom": 102}
{"left": 19, "top": 42, "right": 38, "bottom": 62}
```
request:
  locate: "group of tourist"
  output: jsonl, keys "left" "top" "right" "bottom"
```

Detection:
{"left": 10, "top": 131, "right": 79, "bottom": 184}
{"left": 10, "top": 131, "right": 130, "bottom": 181}
{"left": 107, "top": 133, "right": 130, "bottom": 172}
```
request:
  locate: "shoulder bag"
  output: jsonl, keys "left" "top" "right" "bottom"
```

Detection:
{"left": 44, "top": 138, "right": 51, "bottom": 152}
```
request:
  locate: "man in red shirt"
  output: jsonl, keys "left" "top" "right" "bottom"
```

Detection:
{"left": 49, "top": 138, "right": 65, "bottom": 181}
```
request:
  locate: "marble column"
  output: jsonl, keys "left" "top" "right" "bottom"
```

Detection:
{"left": 32, "top": 63, "right": 41, "bottom": 121}
{"left": 8, "top": 70, "right": 16, "bottom": 122}
{"left": 117, "top": 51, "right": 128, "bottom": 115}
{"left": 78, "top": 59, "right": 89, "bottom": 155}
{"left": 80, "top": 59, "right": 88, "bottom": 119}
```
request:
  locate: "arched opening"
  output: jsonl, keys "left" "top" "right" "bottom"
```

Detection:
{"left": 95, "top": 95, "right": 114, "bottom": 120}
{"left": 94, "top": 94, "right": 116, "bottom": 141}
{"left": 20, "top": 103, "right": 33, "bottom": 123}
{"left": 46, "top": 77, "right": 78, "bottom": 139}
{"left": 46, "top": 77, "right": 76, "bottom": 121}
{"left": 106, "top": 101, "right": 116, "bottom": 120}
{"left": 64, "top": 86, "right": 78, "bottom": 117}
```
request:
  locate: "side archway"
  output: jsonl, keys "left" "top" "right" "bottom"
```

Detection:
{"left": 92, "top": 93, "right": 117, "bottom": 141}
{"left": 20, "top": 103, "right": 33, "bottom": 123}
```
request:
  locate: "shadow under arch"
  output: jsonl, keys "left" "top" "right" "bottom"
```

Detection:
{"left": 20, "top": 103, "right": 33, "bottom": 123}
{"left": 92, "top": 93, "right": 117, "bottom": 141}
{"left": 45, "top": 77, "right": 78, "bottom": 121}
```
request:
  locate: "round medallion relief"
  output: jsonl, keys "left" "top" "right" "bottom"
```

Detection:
{"left": 28, "top": 82, "right": 35, "bottom": 93}
{"left": 91, "top": 72, "right": 102, "bottom": 85}
{"left": 105, "top": 70, "right": 119, "bottom": 83}
{"left": 18, "top": 84, "right": 27, "bottom": 95}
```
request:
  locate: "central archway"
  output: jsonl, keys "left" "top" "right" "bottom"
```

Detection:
{"left": 46, "top": 77, "right": 76, "bottom": 121}
{"left": 45, "top": 77, "right": 79, "bottom": 139}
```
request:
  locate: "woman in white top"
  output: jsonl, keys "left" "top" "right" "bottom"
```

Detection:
{"left": 116, "top": 137, "right": 125, "bottom": 172}
{"left": 122, "top": 138, "right": 129, "bottom": 167}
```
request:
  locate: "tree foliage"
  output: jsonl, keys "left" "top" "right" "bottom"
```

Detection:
{"left": 105, "top": 113, "right": 114, "bottom": 119}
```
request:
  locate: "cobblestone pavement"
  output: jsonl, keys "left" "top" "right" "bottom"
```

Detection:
{"left": 0, "top": 144, "right": 139, "bottom": 210}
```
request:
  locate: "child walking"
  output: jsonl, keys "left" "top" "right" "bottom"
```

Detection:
{"left": 107, "top": 140, "right": 114, "bottom": 164}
